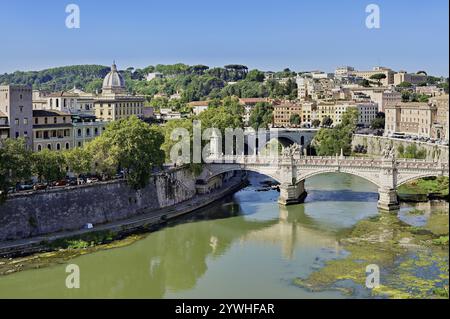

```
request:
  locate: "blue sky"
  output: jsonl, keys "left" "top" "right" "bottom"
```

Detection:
{"left": 0, "top": 0, "right": 448, "bottom": 76}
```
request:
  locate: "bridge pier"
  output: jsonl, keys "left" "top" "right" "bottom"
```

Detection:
{"left": 377, "top": 188, "right": 400, "bottom": 211}
{"left": 278, "top": 180, "right": 307, "bottom": 206}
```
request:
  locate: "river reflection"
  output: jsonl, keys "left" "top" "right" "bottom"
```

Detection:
{"left": 0, "top": 172, "right": 429, "bottom": 299}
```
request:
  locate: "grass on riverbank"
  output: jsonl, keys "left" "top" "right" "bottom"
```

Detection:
{"left": 397, "top": 176, "right": 449, "bottom": 196}
{"left": 0, "top": 231, "right": 146, "bottom": 276}
{"left": 293, "top": 209, "right": 449, "bottom": 299}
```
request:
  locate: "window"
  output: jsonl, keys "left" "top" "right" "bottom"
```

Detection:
{"left": 56, "top": 143, "right": 61, "bottom": 151}
{"left": 47, "top": 144, "right": 52, "bottom": 150}
{"left": 15, "top": 118, "right": 19, "bottom": 125}
{"left": 37, "top": 145, "right": 42, "bottom": 151}
{"left": 54, "top": 117, "right": 57, "bottom": 124}
{"left": 24, "top": 118, "right": 28, "bottom": 125}
{"left": 35, "top": 118, "right": 38, "bottom": 124}
{"left": 65, "top": 143, "right": 70, "bottom": 150}
{"left": 78, "top": 129, "right": 82, "bottom": 137}
{"left": 44, "top": 117, "right": 48, "bottom": 124}
{"left": 15, "top": 132, "right": 19, "bottom": 138}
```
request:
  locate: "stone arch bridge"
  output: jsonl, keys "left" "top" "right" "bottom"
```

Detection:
{"left": 199, "top": 155, "right": 449, "bottom": 211}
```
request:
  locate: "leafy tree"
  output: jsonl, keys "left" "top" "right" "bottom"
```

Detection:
{"left": 361, "top": 79, "right": 371, "bottom": 87}
{"left": 248, "top": 102, "right": 273, "bottom": 130}
{"left": 311, "top": 119, "right": 321, "bottom": 128}
{"left": 246, "top": 70, "right": 265, "bottom": 82}
{"left": 438, "top": 81, "right": 449, "bottom": 94}
{"left": 398, "top": 143, "right": 426, "bottom": 159}
{"left": 85, "top": 79, "right": 103, "bottom": 93}
{"left": 0, "top": 139, "right": 32, "bottom": 202}
{"left": 313, "top": 109, "right": 358, "bottom": 156}
{"left": 397, "top": 81, "right": 413, "bottom": 88}
{"left": 322, "top": 116, "right": 333, "bottom": 127}
{"left": 64, "top": 147, "right": 91, "bottom": 179}
{"left": 370, "top": 73, "right": 387, "bottom": 86}
{"left": 370, "top": 112, "right": 385, "bottom": 129}
{"left": 31, "top": 149, "right": 66, "bottom": 182}
{"left": 0, "top": 65, "right": 110, "bottom": 92}
{"left": 290, "top": 114, "right": 301, "bottom": 126}
{"left": 87, "top": 116, "right": 165, "bottom": 189}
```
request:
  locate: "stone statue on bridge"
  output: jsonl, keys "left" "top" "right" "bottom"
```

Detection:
{"left": 282, "top": 143, "right": 301, "bottom": 158}
{"left": 382, "top": 144, "right": 396, "bottom": 160}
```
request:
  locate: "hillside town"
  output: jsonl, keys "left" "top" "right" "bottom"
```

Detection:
{"left": 1, "top": 64, "right": 448, "bottom": 155}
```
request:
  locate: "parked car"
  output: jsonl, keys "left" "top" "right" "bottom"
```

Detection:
{"left": 86, "top": 177, "right": 99, "bottom": 184}
{"left": 113, "top": 173, "right": 124, "bottom": 180}
{"left": 33, "top": 183, "right": 48, "bottom": 191}
{"left": 66, "top": 177, "right": 78, "bottom": 186}
{"left": 17, "top": 184, "right": 34, "bottom": 191}
{"left": 54, "top": 180, "right": 67, "bottom": 187}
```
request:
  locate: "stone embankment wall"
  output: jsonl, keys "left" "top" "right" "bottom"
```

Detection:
{"left": 0, "top": 167, "right": 199, "bottom": 242}
{"left": 352, "top": 134, "right": 449, "bottom": 163}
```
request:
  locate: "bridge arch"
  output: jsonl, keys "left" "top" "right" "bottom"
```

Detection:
{"left": 202, "top": 165, "right": 284, "bottom": 184}
{"left": 297, "top": 169, "right": 382, "bottom": 188}
{"left": 397, "top": 173, "right": 448, "bottom": 188}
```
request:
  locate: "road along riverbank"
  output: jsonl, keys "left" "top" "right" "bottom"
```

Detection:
{"left": 0, "top": 173, "right": 248, "bottom": 258}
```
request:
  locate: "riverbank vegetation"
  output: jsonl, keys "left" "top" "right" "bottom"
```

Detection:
{"left": 398, "top": 176, "right": 449, "bottom": 198}
{"left": 294, "top": 208, "right": 449, "bottom": 298}
{"left": 0, "top": 231, "right": 145, "bottom": 276}
{"left": 312, "top": 108, "right": 359, "bottom": 156}
{"left": 0, "top": 116, "right": 165, "bottom": 201}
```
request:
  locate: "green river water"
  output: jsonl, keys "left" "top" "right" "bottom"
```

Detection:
{"left": 0, "top": 173, "right": 447, "bottom": 298}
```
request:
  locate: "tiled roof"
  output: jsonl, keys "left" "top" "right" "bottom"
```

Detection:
{"left": 33, "top": 110, "right": 71, "bottom": 117}
{"left": 188, "top": 101, "right": 210, "bottom": 106}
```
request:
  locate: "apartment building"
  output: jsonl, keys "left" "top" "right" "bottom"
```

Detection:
{"left": 273, "top": 101, "right": 302, "bottom": 127}
{"left": 238, "top": 98, "right": 269, "bottom": 125}
{"left": 32, "top": 110, "right": 73, "bottom": 152}
{"left": 430, "top": 95, "right": 449, "bottom": 142}
{"left": 394, "top": 71, "right": 427, "bottom": 86}
{"left": 315, "top": 101, "right": 377, "bottom": 127}
{"left": 94, "top": 63, "right": 145, "bottom": 122}
{"left": 46, "top": 88, "right": 95, "bottom": 115}
{"left": 385, "top": 102, "right": 436, "bottom": 138}
{"left": 0, "top": 85, "right": 33, "bottom": 148}
{"left": 188, "top": 101, "right": 210, "bottom": 116}
{"left": 72, "top": 114, "right": 106, "bottom": 148}
{"left": 352, "top": 67, "right": 395, "bottom": 86}
{"left": 0, "top": 111, "right": 9, "bottom": 140}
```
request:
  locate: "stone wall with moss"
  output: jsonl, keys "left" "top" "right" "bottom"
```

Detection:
{"left": 352, "top": 134, "right": 449, "bottom": 162}
{"left": 0, "top": 167, "right": 199, "bottom": 242}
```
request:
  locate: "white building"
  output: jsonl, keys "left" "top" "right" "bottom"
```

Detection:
{"left": 146, "top": 72, "right": 164, "bottom": 81}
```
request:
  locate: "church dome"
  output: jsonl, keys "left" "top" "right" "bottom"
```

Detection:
{"left": 102, "top": 62, "right": 126, "bottom": 94}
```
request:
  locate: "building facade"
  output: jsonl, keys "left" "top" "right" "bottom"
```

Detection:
{"left": 94, "top": 63, "right": 145, "bottom": 122}
{"left": 32, "top": 110, "right": 73, "bottom": 151}
{"left": 273, "top": 101, "right": 302, "bottom": 127}
{"left": 394, "top": 71, "right": 427, "bottom": 86}
{"left": 0, "top": 85, "right": 33, "bottom": 148}
{"left": 0, "top": 111, "right": 9, "bottom": 141}
{"left": 430, "top": 95, "right": 449, "bottom": 142}
{"left": 72, "top": 114, "right": 106, "bottom": 148}
{"left": 352, "top": 67, "right": 395, "bottom": 86}
{"left": 385, "top": 102, "right": 436, "bottom": 138}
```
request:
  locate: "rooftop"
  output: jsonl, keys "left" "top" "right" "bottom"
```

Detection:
{"left": 33, "top": 110, "right": 71, "bottom": 117}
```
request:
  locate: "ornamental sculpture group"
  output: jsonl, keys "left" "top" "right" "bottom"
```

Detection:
{"left": 281, "top": 143, "right": 302, "bottom": 158}
{"left": 382, "top": 145, "right": 396, "bottom": 160}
